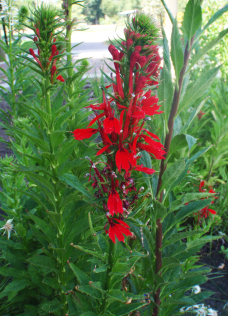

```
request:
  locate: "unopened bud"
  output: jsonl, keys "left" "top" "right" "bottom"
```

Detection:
{"left": 144, "top": 117, "right": 151, "bottom": 121}
{"left": 85, "top": 156, "right": 90, "bottom": 160}
{"left": 132, "top": 93, "right": 135, "bottom": 97}
{"left": 84, "top": 173, "right": 90, "bottom": 177}
{"left": 140, "top": 186, "right": 144, "bottom": 191}
{"left": 92, "top": 164, "right": 96, "bottom": 168}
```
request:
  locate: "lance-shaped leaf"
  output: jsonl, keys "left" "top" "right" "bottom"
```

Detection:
{"left": 183, "top": 0, "right": 202, "bottom": 42}
{"left": 160, "top": 159, "right": 186, "bottom": 192}
{"left": 171, "top": 19, "right": 184, "bottom": 82}
{"left": 189, "top": 28, "right": 228, "bottom": 71}
{"left": 177, "top": 65, "right": 221, "bottom": 116}
{"left": 59, "top": 174, "right": 93, "bottom": 199}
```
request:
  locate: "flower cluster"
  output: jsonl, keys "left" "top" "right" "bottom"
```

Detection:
{"left": 29, "top": 25, "right": 65, "bottom": 84}
{"left": 198, "top": 180, "right": 218, "bottom": 218}
{"left": 73, "top": 13, "right": 165, "bottom": 243}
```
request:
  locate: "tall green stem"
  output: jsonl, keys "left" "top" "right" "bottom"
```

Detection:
{"left": 153, "top": 37, "right": 195, "bottom": 316}
{"left": 8, "top": 1, "right": 16, "bottom": 117}
{"left": 101, "top": 241, "right": 115, "bottom": 313}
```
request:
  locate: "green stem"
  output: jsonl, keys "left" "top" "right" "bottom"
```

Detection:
{"left": 101, "top": 240, "right": 115, "bottom": 313}
{"left": 8, "top": 11, "right": 16, "bottom": 117}
{"left": 45, "top": 74, "right": 51, "bottom": 115}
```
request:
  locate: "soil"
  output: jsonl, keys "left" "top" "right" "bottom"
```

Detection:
{"left": 198, "top": 239, "right": 228, "bottom": 314}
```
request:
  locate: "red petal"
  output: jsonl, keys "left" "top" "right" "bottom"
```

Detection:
{"left": 72, "top": 128, "right": 98, "bottom": 140}
{"left": 87, "top": 113, "right": 105, "bottom": 127}
{"left": 96, "top": 144, "right": 111, "bottom": 156}
{"left": 143, "top": 129, "right": 160, "bottom": 140}
{"left": 135, "top": 165, "right": 155, "bottom": 174}
{"left": 108, "top": 226, "right": 116, "bottom": 243}
{"left": 116, "top": 148, "right": 131, "bottom": 172}
{"left": 208, "top": 209, "right": 216, "bottom": 215}
{"left": 103, "top": 117, "right": 121, "bottom": 134}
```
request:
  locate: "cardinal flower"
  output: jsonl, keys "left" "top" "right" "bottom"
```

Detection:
{"left": 103, "top": 117, "right": 121, "bottom": 134}
{"left": 105, "top": 216, "right": 132, "bottom": 243}
{"left": 107, "top": 189, "right": 124, "bottom": 216}
{"left": 72, "top": 128, "right": 98, "bottom": 140}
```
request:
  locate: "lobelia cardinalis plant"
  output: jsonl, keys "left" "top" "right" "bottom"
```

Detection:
{"left": 70, "top": 1, "right": 227, "bottom": 315}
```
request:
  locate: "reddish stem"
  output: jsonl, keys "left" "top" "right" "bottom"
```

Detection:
{"left": 153, "top": 36, "right": 195, "bottom": 316}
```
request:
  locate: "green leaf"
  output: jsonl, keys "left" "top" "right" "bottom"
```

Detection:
{"left": 1, "top": 279, "right": 32, "bottom": 294}
{"left": 161, "top": 0, "right": 174, "bottom": 24}
{"left": 171, "top": 19, "right": 184, "bottom": 82}
{"left": 163, "top": 230, "right": 203, "bottom": 248}
{"left": 177, "top": 66, "right": 221, "bottom": 116}
{"left": 69, "top": 262, "right": 91, "bottom": 285}
{"left": 109, "top": 302, "right": 148, "bottom": 316}
{"left": 161, "top": 159, "right": 186, "bottom": 192}
{"left": 15, "top": 223, "right": 26, "bottom": 238}
{"left": 27, "top": 255, "right": 57, "bottom": 272}
{"left": 163, "top": 199, "right": 212, "bottom": 235}
{"left": 187, "top": 235, "right": 219, "bottom": 250}
{"left": 185, "top": 134, "right": 197, "bottom": 151}
{"left": 190, "top": 28, "right": 228, "bottom": 71}
{"left": 158, "top": 65, "right": 173, "bottom": 129}
{"left": 183, "top": 0, "right": 202, "bottom": 41}
{"left": 75, "top": 285, "right": 103, "bottom": 300}
{"left": 161, "top": 257, "right": 180, "bottom": 271}
{"left": 181, "top": 98, "right": 207, "bottom": 133}
{"left": 71, "top": 244, "right": 105, "bottom": 260}
{"left": 199, "top": 4, "right": 228, "bottom": 38}
{"left": 80, "top": 313, "right": 97, "bottom": 316}
{"left": 59, "top": 174, "right": 93, "bottom": 199}
{"left": 39, "top": 299, "right": 63, "bottom": 313}
{"left": 168, "top": 135, "right": 188, "bottom": 159}
{"left": 29, "top": 212, "right": 56, "bottom": 242}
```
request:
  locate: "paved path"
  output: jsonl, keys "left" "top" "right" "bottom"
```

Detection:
{"left": 0, "top": 25, "right": 125, "bottom": 84}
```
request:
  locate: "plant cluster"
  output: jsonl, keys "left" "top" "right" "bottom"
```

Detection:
{"left": 0, "top": 0, "right": 227, "bottom": 315}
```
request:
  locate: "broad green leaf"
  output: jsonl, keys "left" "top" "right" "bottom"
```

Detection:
{"left": 29, "top": 212, "right": 56, "bottom": 242}
{"left": 75, "top": 285, "right": 103, "bottom": 300}
{"left": 185, "top": 134, "right": 197, "bottom": 151}
{"left": 27, "top": 255, "right": 57, "bottom": 272}
{"left": 183, "top": 0, "right": 202, "bottom": 41}
{"left": 0, "top": 279, "right": 32, "bottom": 296}
{"left": 171, "top": 19, "right": 184, "bottom": 82}
{"left": 187, "top": 236, "right": 219, "bottom": 250}
{"left": 177, "top": 65, "right": 221, "bottom": 116}
{"left": 39, "top": 299, "right": 63, "bottom": 312}
{"left": 80, "top": 313, "right": 97, "bottom": 316}
{"left": 168, "top": 134, "right": 188, "bottom": 159}
{"left": 158, "top": 65, "right": 173, "bottom": 130}
{"left": 162, "top": 27, "right": 171, "bottom": 71}
{"left": 161, "top": 257, "right": 180, "bottom": 271}
{"left": 59, "top": 174, "right": 93, "bottom": 199}
{"left": 69, "top": 262, "right": 91, "bottom": 285}
{"left": 160, "top": 159, "right": 186, "bottom": 192}
{"left": 189, "top": 28, "right": 228, "bottom": 71}
{"left": 15, "top": 223, "right": 26, "bottom": 238}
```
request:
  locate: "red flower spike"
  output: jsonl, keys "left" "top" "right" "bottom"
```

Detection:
{"left": 56, "top": 75, "right": 65, "bottom": 82}
{"left": 126, "top": 39, "right": 133, "bottom": 51}
{"left": 72, "top": 128, "right": 98, "bottom": 140}
{"left": 35, "top": 28, "right": 40, "bottom": 37}
{"left": 199, "top": 180, "right": 205, "bottom": 192}
{"left": 107, "top": 189, "right": 124, "bottom": 216}
{"left": 106, "top": 216, "right": 132, "bottom": 244}
{"left": 134, "top": 46, "right": 142, "bottom": 53}
{"left": 29, "top": 48, "right": 43, "bottom": 70}
{"left": 103, "top": 117, "right": 121, "bottom": 135}
{"left": 135, "top": 76, "right": 146, "bottom": 95}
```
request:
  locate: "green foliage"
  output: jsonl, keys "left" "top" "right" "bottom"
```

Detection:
{"left": 82, "top": 0, "right": 104, "bottom": 24}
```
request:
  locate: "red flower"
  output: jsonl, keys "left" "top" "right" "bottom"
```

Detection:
{"left": 103, "top": 117, "right": 121, "bottom": 134}
{"left": 200, "top": 206, "right": 216, "bottom": 218}
{"left": 105, "top": 216, "right": 132, "bottom": 243}
{"left": 107, "top": 189, "right": 124, "bottom": 216}
{"left": 29, "top": 48, "right": 43, "bottom": 70}
{"left": 134, "top": 164, "right": 155, "bottom": 174}
{"left": 56, "top": 75, "right": 65, "bottom": 82}
{"left": 116, "top": 148, "right": 134, "bottom": 172}
{"left": 35, "top": 28, "right": 40, "bottom": 37}
{"left": 198, "top": 111, "right": 205, "bottom": 120}
{"left": 72, "top": 128, "right": 98, "bottom": 140}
